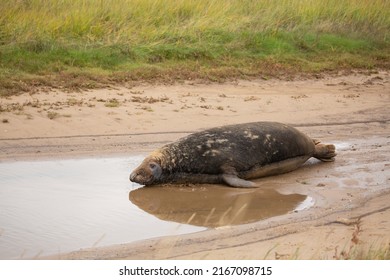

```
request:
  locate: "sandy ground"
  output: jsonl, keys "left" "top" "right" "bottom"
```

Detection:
{"left": 1, "top": 70, "right": 389, "bottom": 259}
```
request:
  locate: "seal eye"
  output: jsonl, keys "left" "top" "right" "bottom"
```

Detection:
{"left": 148, "top": 162, "right": 162, "bottom": 180}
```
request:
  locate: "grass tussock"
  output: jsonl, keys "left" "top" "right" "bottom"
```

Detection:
{"left": 0, "top": 0, "right": 389, "bottom": 95}
{"left": 333, "top": 219, "right": 390, "bottom": 260}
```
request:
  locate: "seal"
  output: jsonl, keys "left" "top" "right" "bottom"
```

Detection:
{"left": 129, "top": 122, "right": 336, "bottom": 188}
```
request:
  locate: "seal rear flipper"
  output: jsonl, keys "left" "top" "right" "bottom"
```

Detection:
{"left": 313, "top": 141, "right": 336, "bottom": 162}
{"left": 221, "top": 174, "right": 256, "bottom": 188}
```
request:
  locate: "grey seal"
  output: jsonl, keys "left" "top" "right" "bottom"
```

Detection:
{"left": 130, "top": 122, "right": 336, "bottom": 188}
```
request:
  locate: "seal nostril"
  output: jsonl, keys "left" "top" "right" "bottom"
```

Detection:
{"left": 129, "top": 173, "right": 136, "bottom": 182}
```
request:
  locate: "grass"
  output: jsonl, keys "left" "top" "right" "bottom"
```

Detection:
{"left": 104, "top": 98, "right": 121, "bottom": 107}
{"left": 332, "top": 219, "right": 390, "bottom": 260}
{"left": 47, "top": 111, "right": 59, "bottom": 120}
{"left": 0, "top": 0, "right": 389, "bottom": 96}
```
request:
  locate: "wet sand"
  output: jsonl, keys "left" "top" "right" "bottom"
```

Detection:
{"left": 1, "top": 70, "right": 389, "bottom": 259}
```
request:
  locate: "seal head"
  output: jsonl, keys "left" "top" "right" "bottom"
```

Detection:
{"left": 130, "top": 156, "right": 162, "bottom": 185}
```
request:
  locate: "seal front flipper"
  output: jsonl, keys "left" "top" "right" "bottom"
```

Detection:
{"left": 221, "top": 174, "right": 256, "bottom": 188}
{"left": 220, "top": 164, "right": 256, "bottom": 188}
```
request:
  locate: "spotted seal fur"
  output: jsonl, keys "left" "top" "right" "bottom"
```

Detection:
{"left": 129, "top": 122, "right": 336, "bottom": 188}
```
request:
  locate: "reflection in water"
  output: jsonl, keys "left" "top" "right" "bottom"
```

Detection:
{"left": 129, "top": 185, "right": 307, "bottom": 228}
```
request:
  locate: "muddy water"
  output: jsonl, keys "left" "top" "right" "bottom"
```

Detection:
{"left": 0, "top": 156, "right": 308, "bottom": 259}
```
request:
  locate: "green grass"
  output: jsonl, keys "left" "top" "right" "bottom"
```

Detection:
{"left": 0, "top": 0, "right": 389, "bottom": 95}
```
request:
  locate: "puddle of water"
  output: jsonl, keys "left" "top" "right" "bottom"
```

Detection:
{"left": 294, "top": 196, "right": 315, "bottom": 211}
{"left": 0, "top": 156, "right": 202, "bottom": 260}
{"left": 0, "top": 156, "right": 308, "bottom": 259}
{"left": 130, "top": 185, "right": 307, "bottom": 228}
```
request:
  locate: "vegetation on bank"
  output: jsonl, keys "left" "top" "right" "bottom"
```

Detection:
{"left": 0, "top": 0, "right": 389, "bottom": 95}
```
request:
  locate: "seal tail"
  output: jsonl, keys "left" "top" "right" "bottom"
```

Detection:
{"left": 312, "top": 139, "right": 336, "bottom": 162}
